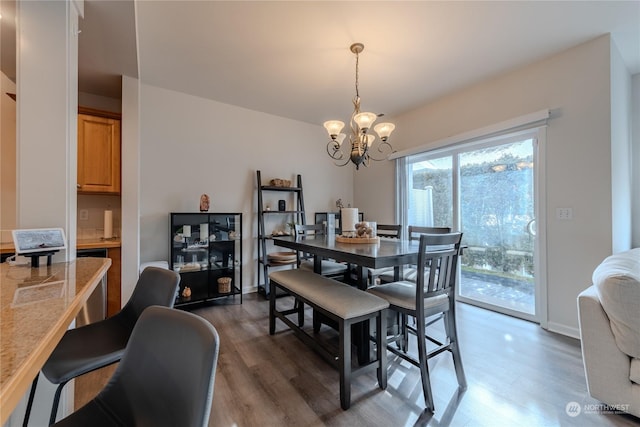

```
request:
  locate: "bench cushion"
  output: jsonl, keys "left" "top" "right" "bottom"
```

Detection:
{"left": 270, "top": 269, "right": 388, "bottom": 319}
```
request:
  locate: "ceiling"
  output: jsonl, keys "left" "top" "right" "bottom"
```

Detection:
{"left": 46, "top": 1, "right": 640, "bottom": 125}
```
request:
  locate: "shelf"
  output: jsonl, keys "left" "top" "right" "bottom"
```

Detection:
{"left": 170, "top": 212, "right": 242, "bottom": 307}
{"left": 261, "top": 210, "right": 304, "bottom": 214}
{"left": 260, "top": 186, "right": 302, "bottom": 192}
{"left": 256, "top": 171, "right": 306, "bottom": 297}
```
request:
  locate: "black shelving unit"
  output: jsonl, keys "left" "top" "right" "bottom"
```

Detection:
{"left": 170, "top": 212, "right": 242, "bottom": 307}
{"left": 256, "top": 171, "right": 306, "bottom": 296}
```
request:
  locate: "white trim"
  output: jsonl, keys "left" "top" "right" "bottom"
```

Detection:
{"left": 545, "top": 321, "right": 580, "bottom": 339}
{"left": 534, "top": 129, "right": 549, "bottom": 329}
{"left": 390, "top": 109, "right": 550, "bottom": 160}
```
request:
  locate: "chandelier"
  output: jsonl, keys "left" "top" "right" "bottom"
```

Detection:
{"left": 324, "top": 43, "right": 396, "bottom": 170}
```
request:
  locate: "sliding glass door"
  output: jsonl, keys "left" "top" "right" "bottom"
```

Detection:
{"left": 398, "top": 130, "right": 541, "bottom": 321}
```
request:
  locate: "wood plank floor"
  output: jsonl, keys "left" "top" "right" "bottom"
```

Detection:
{"left": 76, "top": 293, "right": 640, "bottom": 427}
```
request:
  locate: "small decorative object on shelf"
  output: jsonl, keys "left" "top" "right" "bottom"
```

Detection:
{"left": 270, "top": 178, "right": 292, "bottom": 187}
{"left": 217, "top": 277, "right": 232, "bottom": 293}
{"left": 278, "top": 200, "right": 286, "bottom": 211}
{"left": 199, "top": 194, "right": 210, "bottom": 212}
{"left": 182, "top": 286, "right": 192, "bottom": 298}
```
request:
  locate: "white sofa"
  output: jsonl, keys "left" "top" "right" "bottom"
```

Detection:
{"left": 578, "top": 248, "right": 640, "bottom": 418}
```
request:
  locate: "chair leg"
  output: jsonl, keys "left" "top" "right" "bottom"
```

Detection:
{"left": 377, "top": 310, "right": 388, "bottom": 390}
{"left": 49, "top": 380, "right": 69, "bottom": 426}
{"left": 444, "top": 311, "right": 467, "bottom": 389}
{"left": 23, "top": 373, "right": 39, "bottom": 427}
{"left": 401, "top": 313, "right": 409, "bottom": 352}
{"left": 415, "top": 314, "right": 435, "bottom": 411}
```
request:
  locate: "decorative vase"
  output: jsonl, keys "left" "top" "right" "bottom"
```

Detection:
{"left": 199, "top": 194, "right": 210, "bottom": 212}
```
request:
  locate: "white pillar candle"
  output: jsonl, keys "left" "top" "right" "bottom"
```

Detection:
{"left": 341, "top": 208, "right": 358, "bottom": 233}
{"left": 183, "top": 225, "right": 191, "bottom": 237}
{"left": 103, "top": 210, "right": 113, "bottom": 239}
{"left": 200, "top": 223, "right": 209, "bottom": 240}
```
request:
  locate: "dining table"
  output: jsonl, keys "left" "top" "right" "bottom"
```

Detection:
{"left": 272, "top": 234, "right": 421, "bottom": 363}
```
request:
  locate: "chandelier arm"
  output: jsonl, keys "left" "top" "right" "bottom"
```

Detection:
{"left": 366, "top": 140, "right": 395, "bottom": 161}
{"left": 334, "top": 156, "right": 354, "bottom": 167}
{"left": 326, "top": 141, "right": 346, "bottom": 161}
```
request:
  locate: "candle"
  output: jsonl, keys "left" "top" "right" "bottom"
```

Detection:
{"left": 341, "top": 208, "right": 358, "bottom": 233}
{"left": 183, "top": 225, "right": 191, "bottom": 238}
{"left": 103, "top": 210, "right": 113, "bottom": 239}
{"left": 200, "top": 223, "right": 209, "bottom": 241}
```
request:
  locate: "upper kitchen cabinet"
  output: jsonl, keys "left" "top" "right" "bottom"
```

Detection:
{"left": 77, "top": 110, "right": 121, "bottom": 194}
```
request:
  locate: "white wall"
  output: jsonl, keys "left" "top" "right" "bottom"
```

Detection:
{"left": 355, "top": 35, "right": 618, "bottom": 337}
{"left": 121, "top": 75, "right": 140, "bottom": 304}
{"left": 10, "top": 1, "right": 82, "bottom": 425}
{"left": 633, "top": 73, "right": 640, "bottom": 248}
{"left": 16, "top": 0, "right": 79, "bottom": 259}
{"left": 138, "top": 84, "right": 353, "bottom": 292}
{"left": 610, "top": 38, "right": 633, "bottom": 253}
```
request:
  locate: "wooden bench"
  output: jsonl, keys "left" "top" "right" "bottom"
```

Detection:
{"left": 268, "top": 269, "right": 389, "bottom": 410}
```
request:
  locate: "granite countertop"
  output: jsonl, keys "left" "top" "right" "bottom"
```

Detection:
{"left": 0, "top": 257, "right": 111, "bottom": 424}
{"left": 0, "top": 238, "right": 121, "bottom": 254}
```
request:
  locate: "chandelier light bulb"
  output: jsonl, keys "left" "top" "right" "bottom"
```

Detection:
{"left": 365, "top": 134, "right": 375, "bottom": 147}
{"left": 353, "top": 112, "right": 377, "bottom": 132}
{"left": 374, "top": 122, "right": 395, "bottom": 141}
{"left": 324, "top": 120, "right": 345, "bottom": 139}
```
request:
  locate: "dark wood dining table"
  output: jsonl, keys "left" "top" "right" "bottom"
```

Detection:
{"left": 272, "top": 234, "right": 420, "bottom": 290}
{"left": 272, "top": 234, "right": 421, "bottom": 363}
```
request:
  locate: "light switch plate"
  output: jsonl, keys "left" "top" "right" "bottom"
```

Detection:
{"left": 79, "top": 209, "right": 89, "bottom": 221}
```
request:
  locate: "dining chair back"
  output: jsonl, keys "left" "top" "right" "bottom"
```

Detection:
{"left": 367, "top": 232, "right": 466, "bottom": 411}
{"left": 24, "top": 267, "right": 180, "bottom": 426}
{"left": 294, "top": 224, "right": 348, "bottom": 278}
{"left": 53, "top": 306, "right": 220, "bottom": 427}
{"left": 376, "top": 224, "right": 403, "bottom": 239}
{"left": 368, "top": 224, "right": 402, "bottom": 286}
{"left": 408, "top": 225, "right": 451, "bottom": 240}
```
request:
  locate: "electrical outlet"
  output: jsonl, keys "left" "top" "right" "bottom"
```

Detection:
{"left": 556, "top": 207, "right": 573, "bottom": 220}
{"left": 79, "top": 209, "right": 89, "bottom": 221}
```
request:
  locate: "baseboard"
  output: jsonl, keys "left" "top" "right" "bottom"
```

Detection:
{"left": 545, "top": 321, "right": 580, "bottom": 339}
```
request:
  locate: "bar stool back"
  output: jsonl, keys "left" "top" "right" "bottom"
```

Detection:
{"left": 24, "top": 266, "right": 180, "bottom": 426}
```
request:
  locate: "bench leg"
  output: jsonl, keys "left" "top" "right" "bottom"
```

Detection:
{"left": 339, "top": 319, "right": 351, "bottom": 410}
{"left": 297, "top": 299, "right": 304, "bottom": 327}
{"left": 269, "top": 280, "right": 276, "bottom": 335}
{"left": 377, "top": 309, "right": 388, "bottom": 390}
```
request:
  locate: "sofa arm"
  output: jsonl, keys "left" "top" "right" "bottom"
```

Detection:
{"left": 578, "top": 286, "right": 636, "bottom": 412}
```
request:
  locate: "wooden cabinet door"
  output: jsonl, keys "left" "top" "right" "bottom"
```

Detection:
{"left": 78, "top": 114, "right": 121, "bottom": 194}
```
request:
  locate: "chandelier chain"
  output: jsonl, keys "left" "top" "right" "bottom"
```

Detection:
{"left": 354, "top": 49, "right": 360, "bottom": 99}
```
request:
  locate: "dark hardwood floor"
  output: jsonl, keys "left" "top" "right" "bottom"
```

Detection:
{"left": 76, "top": 292, "right": 639, "bottom": 426}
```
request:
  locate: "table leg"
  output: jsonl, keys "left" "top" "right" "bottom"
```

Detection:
{"left": 355, "top": 266, "right": 373, "bottom": 365}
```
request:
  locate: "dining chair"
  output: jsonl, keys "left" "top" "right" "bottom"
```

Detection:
{"left": 367, "top": 232, "right": 466, "bottom": 411}
{"left": 294, "top": 223, "right": 348, "bottom": 279}
{"left": 376, "top": 226, "right": 452, "bottom": 284}
{"left": 53, "top": 306, "right": 220, "bottom": 427}
{"left": 367, "top": 224, "right": 402, "bottom": 286}
{"left": 24, "top": 267, "right": 180, "bottom": 426}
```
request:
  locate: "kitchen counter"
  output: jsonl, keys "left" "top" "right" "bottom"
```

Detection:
{"left": 0, "top": 257, "right": 111, "bottom": 424}
{"left": 0, "top": 238, "right": 121, "bottom": 254}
